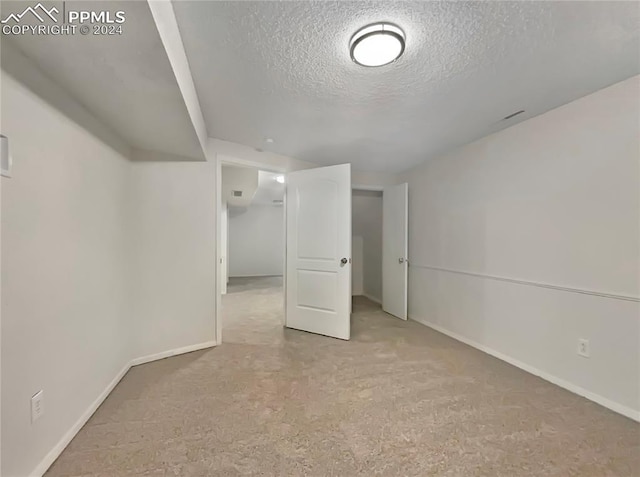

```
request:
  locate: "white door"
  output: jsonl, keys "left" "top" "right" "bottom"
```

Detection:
{"left": 383, "top": 183, "right": 408, "bottom": 320}
{"left": 220, "top": 202, "right": 228, "bottom": 295}
{"left": 286, "top": 164, "right": 352, "bottom": 340}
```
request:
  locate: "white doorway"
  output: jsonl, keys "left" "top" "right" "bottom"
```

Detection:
{"left": 351, "top": 183, "right": 409, "bottom": 321}
{"left": 215, "top": 160, "right": 354, "bottom": 343}
{"left": 352, "top": 189, "right": 384, "bottom": 304}
{"left": 217, "top": 161, "right": 286, "bottom": 345}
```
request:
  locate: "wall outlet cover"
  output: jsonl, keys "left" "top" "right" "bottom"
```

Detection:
{"left": 578, "top": 339, "right": 590, "bottom": 358}
{"left": 1, "top": 134, "right": 12, "bottom": 178}
{"left": 31, "top": 390, "right": 44, "bottom": 423}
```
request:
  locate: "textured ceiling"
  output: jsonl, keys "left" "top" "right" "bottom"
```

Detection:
{"left": 173, "top": 1, "right": 639, "bottom": 172}
{"left": 2, "top": 1, "right": 204, "bottom": 160}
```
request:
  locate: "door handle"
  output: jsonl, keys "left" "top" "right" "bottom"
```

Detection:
{"left": 341, "top": 258, "right": 348, "bottom": 265}
{"left": 398, "top": 258, "right": 404, "bottom": 264}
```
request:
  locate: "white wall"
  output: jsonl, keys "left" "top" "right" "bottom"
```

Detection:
{"left": 228, "top": 204, "right": 284, "bottom": 277}
{"left": 1, "top": 48, "right": 219, "bottom": 475}
{"left": 352, "top": 190, "right": 383, "bottom": 302}
{"left": 129, "top": 160, "right": 217, "bottom": 358}
{"left": 1, "top": 74, "right": 132, "bottom": 477}
{"left": 403, "top": 76, "right": 640, "bottom": 419}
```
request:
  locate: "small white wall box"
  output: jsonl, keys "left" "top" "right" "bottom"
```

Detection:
{"left": 1, "top": 135, "right": 12, "bottom": 177}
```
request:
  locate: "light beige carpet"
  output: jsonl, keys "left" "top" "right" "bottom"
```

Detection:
{"left": 45, "top": 276, "right": 639, "bottom": 476}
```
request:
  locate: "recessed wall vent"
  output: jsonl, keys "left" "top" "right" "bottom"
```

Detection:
{"left": 273, "top": 199, "right": 284, "bottom": 204}
{"left": 232, "top": 190, "right": 243, "bottom": 197}
{"left": 502, "top": 110, "right": 525, "bottom": 121}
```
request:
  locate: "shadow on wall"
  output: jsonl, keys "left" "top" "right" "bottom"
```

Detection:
{"left": 228, "top": 205, "right": 249, "bottom": 218}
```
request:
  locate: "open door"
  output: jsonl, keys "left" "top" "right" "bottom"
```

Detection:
{"left": 286, "top": 164, "right": 351, "bottom": 340}
{"left": 383, "top": 183, "right": 408, "bottom": 320}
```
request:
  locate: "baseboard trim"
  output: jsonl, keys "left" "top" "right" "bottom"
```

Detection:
{"left": 130, "top": 341, "right": 217, "bottom": 367}
{"left": 362, "top": 293, "right": 382, "bottom": 305}
{"left": 29, "top": 361, "right": 131, "bottom": 477}
{"left": 410, "top": 315, "right": 640, "bottom": 423}
{"left": 31, "top": 340, "right": 218, "bottom": 477}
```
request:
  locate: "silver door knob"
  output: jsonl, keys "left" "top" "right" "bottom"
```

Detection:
{"left": 398, "top": 258, "right": 405, "bottom": 264}
{"left": 341, "top": 258, "right": 348, "bottom": 265}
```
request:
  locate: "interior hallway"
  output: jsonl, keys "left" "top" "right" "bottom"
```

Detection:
{"left": 45, "top": 278, "right": 639, "bottom": 476}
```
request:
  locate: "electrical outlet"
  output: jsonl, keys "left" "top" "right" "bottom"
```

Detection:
{"left": 578, "top": 339, "right": 590, "bottom": 358}
{"left": 31, "top": 390, "right": 44, "bottom": 423}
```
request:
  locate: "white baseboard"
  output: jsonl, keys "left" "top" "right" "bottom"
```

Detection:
{"left": 29, "top": 361, "right": 131, "bottom": 477}
{"left": 31, "top": 340, "right": 218, "bottom": 477}
{"left": 410, "top": 315, "right": 640, "bottom": 423}
{"left": 130, "top": 340, "right": 217, "bottom": 367}
{"left": 362, "top": 293, "right": 382, "bottom": 305}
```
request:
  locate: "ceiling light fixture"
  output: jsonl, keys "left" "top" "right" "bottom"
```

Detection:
{"left": 275, "top": 175, "right": 285, "bottom": 184}
{"left": 350, "top": 22, "right": 405, "bottom": 67}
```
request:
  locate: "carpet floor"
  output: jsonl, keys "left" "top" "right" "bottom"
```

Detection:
{"left": 45, "top": 276, "right": 639, "bottom": 476}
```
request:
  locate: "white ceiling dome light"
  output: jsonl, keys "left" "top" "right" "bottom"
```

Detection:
{"left": 349, "top": 23, "right": 406, "bottom": 67}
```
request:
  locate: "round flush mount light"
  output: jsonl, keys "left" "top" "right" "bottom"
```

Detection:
{"left": 350, "top": 22, "right": 405, "bottom": 67}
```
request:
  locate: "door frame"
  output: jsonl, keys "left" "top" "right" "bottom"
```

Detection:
{"left": 351, "top": 184, "right": 384, "bottom": 306}
{"left": 351, "top": 183, "right": 409, "bottom": 317}
{"left": 214, "top": 154, "right": 288, "bottom": 344}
